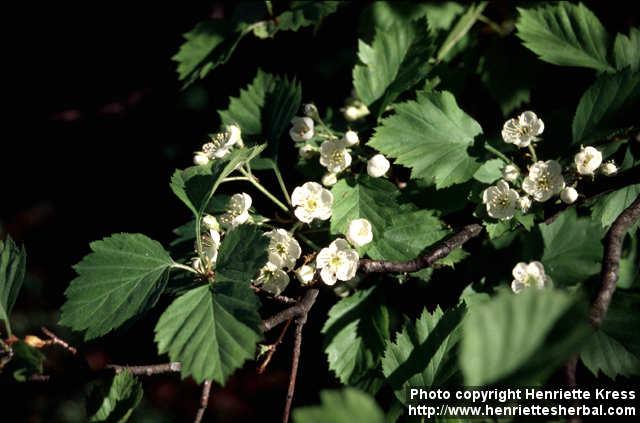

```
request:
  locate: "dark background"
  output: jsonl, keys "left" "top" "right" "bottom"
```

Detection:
{"left": 1, "top": 1, "right": 638, "bottom": 421}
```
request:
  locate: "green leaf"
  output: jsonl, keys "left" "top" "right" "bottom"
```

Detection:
{"left": 59, "top": 234, "right": 173, "bottom": 340}
{"left": 9, "top": 340, "right": 44, "bottom": 382}
{"left": 613, "top": 27, "right": 640, "bottom": 71}
{"left": 436, "top": 2, "right": 487, "bottom": 62}
{"left": 154, "top": 224, "right": 267, "bottom": 384}
{"left": 581, "top": 292, "right": 640, "bottom": 378}
{"left": 170, "top": 145, "right": 265, "bottom": 216}
{"left": 572, "top": 69, "right": 640, "bottom": 144}
{"left": 87, "top": 371, "right": 143, "bottom": 423}
{"left": 257, "top": 1, "right": 340, "bottom": 37}
{"left": 368, "top": 90, "right": 482, "bottom": 188}
{"left": 539, "top": 209, "right": 603, "bottom": 287}
{"left": 592, "top": 184, "right": 640, "bottom": 229}
{"left": 353, "top": 18, "right": 435, "bottom": 114}
{"left": 322, "top": 287, "right": 390, "bottom": 388}
{"left": 472, "top": 158, "right": 504, "bottom": 184}
{"left": 173, "top": 20, "right": 243, "bottom": 85}
{"left": 382, "top": 306, "right": 465, "bottom": 403}
{"left": 0, "top": 235, "right": 26, "bottom": 336}
{"left": 515, "top": 2, "right": 613, "bottom": 73}
{"left": 460, "top": 289, "right": 589, "bottom": 385}
{"left": 218, "top": 71, "right": 301, "bottom": 160}
{"left": 293, "top": 388, "right": 385, "bottom": 423}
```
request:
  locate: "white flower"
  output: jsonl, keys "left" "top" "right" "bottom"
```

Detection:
{"left": 202, "top": 229, "right": 221, "bottom": 264}
{"left": 202, "top": 129, "right": 238, "bottom": 160}
{"left": 295, "top": 264, "right": 316, "bottom": 285}
{"left": 519, "top": 196, "right": 532, "bottom": 213}
{"left": 482, "top": 180, "right": 520, "bottom": 220}
{"left": 574, "top": 146, "right": 603, "bottom": 175}
{"left": 226, "top": 124, "right": 242, "bottom": 147}
{"left": 511, "top": 261, "right": 551, "bottom": 294}
{"left": 346, "top": 218, "right": 373, "bottom": 247}
{"left": 344, "top": 130, "right": 359, "bottom": 146}
{"left": 202, "top": 214, "right": 220, "bottom": 231}
{"left": 289, "top": 117, "right": 314, "bottom": 142}
{"left": 503, "top": 164, "right": 520, "bottom": 182}
{"left": 298, "top": 144, "right": 316, "bottom": 159}
{"left": 367, "top": 154, "right": 390, "bottom": 178}
{"left": 193, "top": 152, "right": 210, "bottom": 166}
{"left": 316, "top": 238, "right": 359, "bottom": 285}
{"left": 304, "top": 103, "right": 319, "bottom": 119}
{"left": 320, "top": 139, "right": 352, "bottom": 173}
{"left": 291, "top": 182, "right": 333, "bottom": 223}
{"left": 501, "top": 111, "right": 545, "bottom": 147}
{"left": 343, "top": 102, "right": 370, "bottom": 121}
{"left": 522, "top": 160, "right": 565, "bottom": 202}
{"left": 560, "top": 187, "right": 578, "bottom": 204}
{"left": 254, "top": 262, "right": 290, "bottom": 296}
{"left": 322, "top": 172, "right": 338, "bottom": 187}
{"left": 220, "top": 193, "right": 252, "bottom": 227}
{"left": 601, "top": 161, "right": 618, "bottom": 176}
{"left": 265, "top": 229, "right": 301, "bottom": 270}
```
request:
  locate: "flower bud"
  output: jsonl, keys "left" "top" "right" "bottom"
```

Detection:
{"left": 519, "top": 196, "right": 532, "bottom": 213}
{"left": 295, "top": 264, "right": 315, "bottom": 285}
{"left": 193, "top": 152, "right": 210, "bottom": 166}
{"left": 503, "top": 164, "right": 519, "bottom": 182}
{"left": 344, "top": 130, "right": 359, "bottom": 146}
{"left": 298, "top": 144, "right": 315, "bottom": 159}
{"left": 304, "top": 103, "right": 319, "bottom": 119}
{"left": 24, "top": 335, "right": 46, "bottom": 348}
{"left": 226, "top": 124, "right": 242, "bottom": 146}
{"left": 560, "top": 187, "right": 579, "bottom": 204}
{"left": 322, "top": 172, "right": 338, "bottom": 187}
{"left": 346, "top": 218, "right": 373, "bottom": 247}
{"left": 367, "top": 154, "right": 390, "bottom": 178}
{"left": 601, "top": 161, "right": 617, "bottom": 176}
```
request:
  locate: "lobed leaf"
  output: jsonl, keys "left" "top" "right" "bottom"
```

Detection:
{"left": 293, "top": 388, "right": 384, "bottom": 423}
{"left": 87, "top": 371, "right": 143, "bottom": 423}
{"left": 0, "top": 235, "right": 26, "bottom": 335}
{"left": 613, "top": 27, "right": 640, "bottom": 71}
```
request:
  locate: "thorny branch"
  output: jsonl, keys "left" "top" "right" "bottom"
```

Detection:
{"left": 41, "top": 326, "right": 77, "bottom": 355}
{"left": 108, "top": 362, "right": 182, "bottom": 375}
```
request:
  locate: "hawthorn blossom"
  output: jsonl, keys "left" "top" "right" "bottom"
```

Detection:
{"left": 574, "top": 146, "right": 603, "bottom": 175}
{"left": 346, "top": 218, "right": 373, "bottom": 247}
{"left": 290, "top": 117, "right": 314, "bottom": 142}
{"left": 367, "top": 154, "right": 390, "bottom": 178}
{"left": 295, "top": 264, "right": 315, "bottom": 285}
{"left": 202, "top": 214, "right": 220, "bottom": 231}
{"left": 265, "top": 229, "right": 301, "bottom": 271}
{"left": 320, "top": 138, "right": 352, "bottom": 173}
{"left": 343, "top": 101, "right": 370, "bottom": 121}
{"left": 519, "top": 196, "right": 532, "bottom": 213}
{"left": 501, "top": 111, "right": 545, "bottom": 147}
{"left": 560, "top": 187, "right": 578, "bottom": 204}
{"left": 511, "top": 261, "right": 551, "bottom": 294}
{"left": 344, "top": 130, "right": 359, "bottom": 146}
{"left": 503, "top": 164, "right": 519, "bottom": 182}
{"left": 202, "top": 127, "right": 240, "bottom": 160}
{"left": 291, "top": 182, "right": 333, "bottom": 223}
{"left": 316, "top": 238, "right": 359, "bottom": 285}
{"left": 192, "top": 228, "right": 221, "bottom": 273}
{"left": 298, "top": 144, "right": 316, "bottom": 159}
{"left": 482, "top": 180, "right": 520, "bottom": 220}
{"left": 322, "top": 172, "right": 338, "bottom": 187}
{"left": 220, "top": 193, "right": 252, "bottom": 227}
{"left": 254, "top": 262, "right": 290, "bottom": 295}
{"left": 193, "top": 152, "right": 209, "bottom": 166}
{"left": 522, "top": 160, "right": 565, "bottom": 202}
{"left": 601, "top": 161, "right": 618, "bottom": 176}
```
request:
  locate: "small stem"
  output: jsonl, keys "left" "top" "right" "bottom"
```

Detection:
{"left": 296, "top": 232, "right": 321, "bottom": 251}
{"left": 258, "top": 319, "right": 292, "bottom": 374}
{"left": 194, "top": 380, "right": 212, "bottom": 423}
{"left": 484, "top": 143, "right": 515, "bottom": 167}
{"left": 41, "top": 327, "right": 77, "bottom": 355}
{"left": 283, "top": 320, "right": 304, "bottom": 423}
{"left": 290, "top": 221, "right": 303, "bottom": 234}
{"left": 528, "top": 144, "right": 538, "bottom": 162}
{"left": 108, "top": 362, "right": 182, "bottom": 375}
{"left": 273, "top": 166, "right": 292, "bottom": 206}
{"left": 172, "top": 262, "right": 199, "bottom": 275}
{"left": 220, "top": 176, "right": 251, "bottom": 184}
{"left": 239, "top": 168, "right": 289, "bottom": 213}
{"left": 477, "top": 14, "right": 505, "bottom": 36}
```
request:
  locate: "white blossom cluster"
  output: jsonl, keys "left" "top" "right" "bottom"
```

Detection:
{"left": 482, "top": 111, "right": 616, "bottom": 219}
{"left": 193, "top": 124, "right": 243, "bottom": 166}
{"left": 254, "top": 229, "right": 302, "bottom": 295}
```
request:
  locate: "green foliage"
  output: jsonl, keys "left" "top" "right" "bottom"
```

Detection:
{"left": 59, "top": 234, "right": 173, "bottom": 340}
{"left": 613, "top": 27, "right": 640, "bottom": 71}
{"left": 170, "top": 145, "right": 265, "bottom": 216}
{"left": 516, "top": 2, "right": 613, "bottom": 73}
{"left": 572, "top": 69, "right": 640, "bottom": 144}
{"left": 472, "top": 158, "right": 504, "bottom": 184}
{"left": 87, "top": 371, "right": 143, "bottom": 423}
{"left": 539, "top": 209, "right": 603, "bottom": 287}
{"left": 9, "top": 340, "right": 45, "bottom": 382}
{"left": 436, "top": 2, "right": 487, "bottom": 62}
{"left": 254, "top": 1, "right": 340, "bottom": 38}
{"left": 581, "top": 292, "right": 640, "bottom": 378}
{"left": 293, "top": 388, "right": 385, "bottom": 423}
{"left": 154, "top": 225, "right": 267, "bottom": 384}
{"left": 460, "top": 289, "right": 589, "bottom": 385}
{"left": 382, "top": 306, "right": 464, "bottom": 403}
{"left": 218, "top": 70, "right": 301, "bottom": 160}
{"left": 369, "top": 90, "right": 482, "bottom": 188}
{"left": 322, "top": 287, "right": 390, "bottom": 389}
{"left": 0, "top": 236, "right": 26, "bottom": 336}
{"left": 353, "top": 18, "right": 434, "bottom": 116}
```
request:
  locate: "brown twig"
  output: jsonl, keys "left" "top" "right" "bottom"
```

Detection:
{"left": 41, "top": 326, "right": 77, "bottom": 355}
{"left": 358, "top": 224, "right": 483, "bottom": 273}
{"left": 107, "top": 362, "right": 182, "bottom": 375}
{"left": 194, "top": 380, "right": 212, "bottom": 423}
{"left": 589, "top": 194, "right": 640, "bottom": 328}
{"left": 252, "top": 285, "right": 297, "bottom": 304}
{"left": 283, "top": 319, "right": 306, "bottom": 423}
{"left": 258, "top": 319, "right": 292, "bottom": 374}
{"left": 261, "top": 289, "right": 319, "bottom": 332}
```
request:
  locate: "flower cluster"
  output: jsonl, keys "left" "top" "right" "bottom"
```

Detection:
{"left": 193, "top": 124, "right": 243, "bottom": 166}
{"left": 254, "top": 229, "right": 302, "bottom": 295}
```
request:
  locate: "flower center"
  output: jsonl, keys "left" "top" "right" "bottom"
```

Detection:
{"left": 275, "top": 243, "right": 287, "bottom": 256}
{"left": 329, "top": 255, "right": 342, "bottom": 268}
{"left": 306, "top": 198, "right": 318, "bottom": 211}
